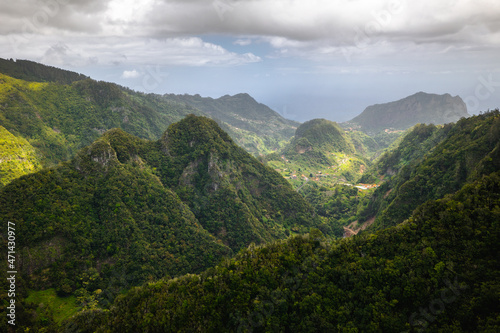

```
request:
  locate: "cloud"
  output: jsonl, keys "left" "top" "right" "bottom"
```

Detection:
{"left": 0, "top": 35, "right": 261, "bottom": 68}
{"left": 1, "top": 1, "right": 498, "bottom": 48}
{"left": 234, "top": 39, "right": 252, "bottom": 46}
{"left": 0, "top": 0, "right": 498, "bottom": 73}
{"left": 121, "top": 69, "right": 140, "bottom": 78}
{"left": 37, "top": 41, "right": 99, "bottom": 68}
{"left": 133, "top": 1, "right": 499, "bottom": 45}
{"left": 136, "top": 37, "right": 262, "bottom": 66}
{"left": 0, "top": 0, "right": 109, "bottom": 35}
{"left": 97, "top": 0, "right": 499, "bottom": 70}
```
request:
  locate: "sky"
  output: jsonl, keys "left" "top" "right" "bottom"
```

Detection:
{"left": 1, "top": 0, "right": 499, "bottom": 122}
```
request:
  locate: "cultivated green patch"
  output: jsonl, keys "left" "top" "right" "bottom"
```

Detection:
{"left": 25, "top": 288, "right": 80, "bottom": 323}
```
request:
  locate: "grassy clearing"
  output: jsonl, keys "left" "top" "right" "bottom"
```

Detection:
{"left": 25, "top": 288, "right": 80, "bottom": 323}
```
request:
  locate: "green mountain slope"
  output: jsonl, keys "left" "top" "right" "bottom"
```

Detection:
{"left": 292, "top": 118, "right": 356, "bottom": 154}
{"left": 64, "top": 172, "right": 500, "bottom": 332}
{"left": 266, "top": 119, "right": 371, "bottom": 186}
{"left": 163, "top": 93, "right": 299, "bottom": 155}
{"left": 357, "top": 110, "right": 500, "bottom": 230}
{"left": 0, "top": 72, "right": 199, "bottom": 171}
{"left": 347, "top": 92, "right": 470, "bottom": 133}
{"left": 0, "top": 116, "right": 324, "bottom": 324}
{"left": 0, "top": 125, "right": 42, "bottom": 187}
{"left": 0, "top": 127, "right": 231, "bottom": 304}
{"left": 147, "top": 115, "right": 323, "bottom": 248}
{"left": 0, "top": 58, "right": 88, "bottom": 84}
{"left": 0, "top": 59, "right": 301, "bottom": 186}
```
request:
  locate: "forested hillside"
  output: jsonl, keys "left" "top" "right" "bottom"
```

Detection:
{"left": 0, "top": 125, "right": 42, "bottom": 186}
{"left": 1, "top": 58, "right": 498, "bottom": 333}
{"left": 357, "top": 110, "right": 500, "bottom": 230}
{"left": 284, "top": 111, "right": 499, "bottom": 238}
{"left": 150, "top": 115, "right": 324, "bottom": 248}
{"left": 264, "top": 118, "right": 396, "bottom": 190}
{"left": 0, "top": 115, "right": 326, "bottom": 330}
{"left": 0, "top": 71, "right": 199, "bottom": 187}
{"left": 288, "top": 118, "right": 356, "bottom": 156}
{"left": 0, "top": 58, "right": 88, "bottom": 84}
{"left": 163, "top": 93, "right": 299, "bottom": 155}
{"left": 63, "top": 172, "right": 500, "bottom": 332}
{"left": 0, "top": 59, "right": 298, "bottom": 188}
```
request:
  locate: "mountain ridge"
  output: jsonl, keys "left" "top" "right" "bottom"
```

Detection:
{"left": 0, "top": 58, "right": 88, "bottom": 84}
{"left": 63, "top": 171, "right": 500, "bottom": 332}
{"left": 0, "top": 58, "right": 300, "bottom": 187}
{"left": 356, "top": 110, "right": 500, "bottom": 230}
{"left": 0, "top": 60, "right": 499, "bottom": 332}
{"left": 346, "top": 91, "right": 470, "bottom": 133}
{"left": 162, "top": 92, "right": 299, "bottom": 155}
{"left": 0, "top": 115, "right": 326, "bottom": 316}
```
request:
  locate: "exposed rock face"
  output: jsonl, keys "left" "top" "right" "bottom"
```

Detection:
{"left": 90, "top": 143, "right": 116, "bottom": 167}
{"left": 74, "top": 140, "right": 118, "bottom": 173}
{"left": 179, "top": 159, "right": 200, "bottom": 187}
{"left": 348, "top": 92, "right": 470, "bottom": 133}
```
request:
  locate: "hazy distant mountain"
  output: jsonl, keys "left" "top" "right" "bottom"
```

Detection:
{"left": 346, "top": 92, "right": 469, "bottom": 133}
{"left": 163, "top": 93, "right": 299, "bottom": 154}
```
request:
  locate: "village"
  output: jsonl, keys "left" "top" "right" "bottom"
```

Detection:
{"left": 271, "top": 154, "right": 380, "bottom": 191}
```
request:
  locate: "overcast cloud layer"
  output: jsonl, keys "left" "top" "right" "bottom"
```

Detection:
{"left": 1, "top": 0, "right": 499, "bottom": 121}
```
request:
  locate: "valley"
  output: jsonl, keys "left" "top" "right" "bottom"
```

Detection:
{"left": 0, "top": 59, "right": 499, "bottom": 332}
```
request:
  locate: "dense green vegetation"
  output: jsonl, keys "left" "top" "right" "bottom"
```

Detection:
{"left": 265, "top": 118, "right": 399, "bottom": 191}
{"left": 0, "top": 58, "right": 88, "bottom": 84}
{"left": 63, "top": 172, "right": 500, "bottom": 332}
{"left": 276, "top": 118, "right": 364, "bottom": 183}
{"left": 0, "top": 115, "right": 325, "bottom": 331}
{"left": 0, "top": 71, "right": 198, "bottom": 180}
{"left": 0, "top": 125, "right": 42, "bottom": 188}
{"left": 357, "top": 110, "right": 500, "bottom": 230}
{"left": 148, "top": 115, "right": 323, "bottom": 248}
{"left": 0, "top": 125, "right": 232, "bottom": 296}
{"left": 0, "top": 60, "right": 298, "bottom": 187}
{"left": 299, "top": 182, "right": 375, "bottom": 237}
{"left": 262, "top": 118, "right": 405, "bottom": 238}
{"left": 348, "top": 129, "right": 403, "bottom": 159}
{"left": 1, "top": 110, "right": 498, "bottom": 332}
{"left": 1, "top": 59, "right": 498, "bottom": 332}
{"left": 163, "top": 93, "right": 298, "bottom": 155}
{"left": 24, "top": 289, "right": 80, "bottom": 324}
{"left": 267, "top": 111, "right": 499, "bottom": 239}
{"left": 285, "top": 119, "right": 355, "bottom": 157}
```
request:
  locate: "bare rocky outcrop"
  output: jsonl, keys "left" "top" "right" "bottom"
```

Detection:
{"left": 74, "top": 139, "right": 118, "bottom": 174}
